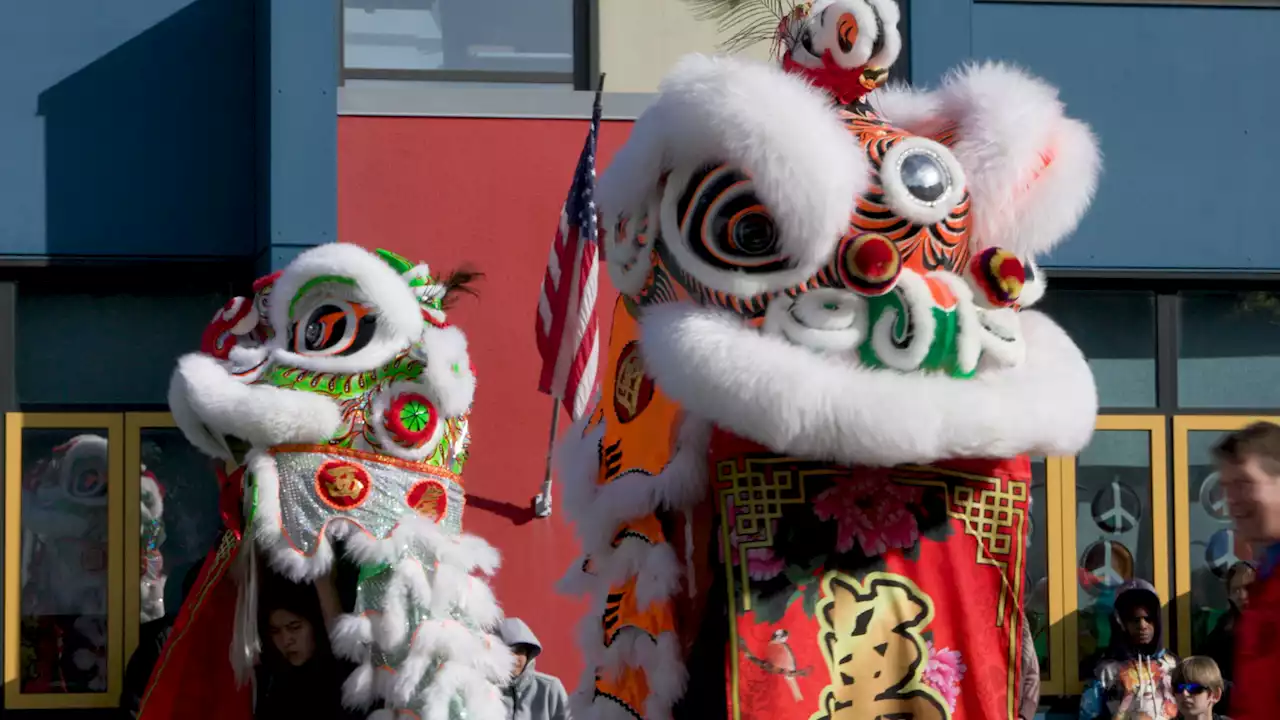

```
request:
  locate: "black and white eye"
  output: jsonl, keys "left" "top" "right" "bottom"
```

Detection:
{"left": 675, "top": 165, "right": 788, "bottom": 273}
{"left": 879, "top": 137, "right": 967, "bottom": 226}
{"left": 289, "top": 300, "right": 378, "bottom": 357}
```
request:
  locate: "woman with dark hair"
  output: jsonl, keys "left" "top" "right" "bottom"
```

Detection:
{"left": 254, "top": 570, "right": 360, "bottom": 720}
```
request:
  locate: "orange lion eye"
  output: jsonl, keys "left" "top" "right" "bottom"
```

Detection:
{"left": 836, "top": 12, "right": 859, "bottom": 54}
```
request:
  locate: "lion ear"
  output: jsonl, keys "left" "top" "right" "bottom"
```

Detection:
{"left": 931, "top": 62, "right": 1102, "bottom": 261}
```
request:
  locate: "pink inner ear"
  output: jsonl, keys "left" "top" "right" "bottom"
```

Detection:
{"left": 1027, "top": 148, "right": 1057, "bottom": 187}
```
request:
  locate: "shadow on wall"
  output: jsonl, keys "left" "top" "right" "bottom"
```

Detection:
{"left": 35, "top": 0, "right": 255, "bottom": 259}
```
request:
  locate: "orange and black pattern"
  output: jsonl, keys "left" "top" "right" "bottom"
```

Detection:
{"left": 842, "top": 105, "right": 972, "bottom": 274}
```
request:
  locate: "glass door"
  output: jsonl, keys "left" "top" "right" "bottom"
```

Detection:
{"left": 1062, "top": 415, "right": 1168, "bottom": 694}
{"left": 1172, "top": 415, "right": 1280, "bottom": 660}
{"left": 4, "top": 413, "right": 125, "bottom": 709}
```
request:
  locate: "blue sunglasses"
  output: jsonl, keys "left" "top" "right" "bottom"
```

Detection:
{"left": 1176, "top": 683, "right": 1208, "bottom": 695}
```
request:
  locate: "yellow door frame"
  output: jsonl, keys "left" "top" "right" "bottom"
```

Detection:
{"left": 123, "top": 413, "right": 177, "bottom": 664}
{"left": 4, "top": 413, "right": 125, "bottom": 710}
{"left": 1039, "top": 457, "right": 1067, "bottom": 697}
{"left": 1171, "top": 415, "right": 1280, "bottom": 660}
{"left": 1061, "top": 414, "right": 1168, "bottom": 695}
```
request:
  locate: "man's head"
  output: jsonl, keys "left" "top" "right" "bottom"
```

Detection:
{"left": 1226, "top": 560, "right": 1256, "bottom": 612}
{"left": 1172, "top": 655, "right": 1224, "bottom": 718}
{"left": 1215, "top": 421, "right": 1280, "bottom": 544}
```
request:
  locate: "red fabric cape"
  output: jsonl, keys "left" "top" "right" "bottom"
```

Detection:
{"left": 137, "top": 530, "right": 252, "bottom": 720}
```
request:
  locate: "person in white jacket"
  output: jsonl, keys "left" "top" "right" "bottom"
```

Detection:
{"left": 498, "top": 618, "right": 571, "bottom": 720}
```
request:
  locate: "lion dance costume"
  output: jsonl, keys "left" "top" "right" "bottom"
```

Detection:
{"left": 558, "top": 2, "right": 1102, "bottom": 719}
{"left": 143, "top": 243, "right": 512, "bottom": 720}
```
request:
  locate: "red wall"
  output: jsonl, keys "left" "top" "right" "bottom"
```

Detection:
{"left": 338, "top": 115, "right": 635, "bottom": 684}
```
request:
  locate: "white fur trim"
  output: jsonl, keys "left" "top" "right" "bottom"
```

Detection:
{"left": 559, "top": 416, "right": 710, "bottom": 554}
{"left": 1020, "top": 258, "right": 1048, "bottom": 307}
{"left": 935, "top": 62, "right": 1101, "bottom": 258}
{"left": 171, "top": 354, "right": 342, "bottom": 454}
{"left": 639, "top": 302, "right": 1098, "bottom": 465}
{"left": 369, "top": 380, "right": 449, "bottom": 462}
{"left": 417, "top": 325, "right": 476, "bottom": 419}
{"left": 342, "top": 515, "right": 502, "bottom": 578}
{"left": 247, "top": 451, "right": 337, "bottom": 582}
{"left": 878, "top": 136, "right": 968, "bottom": 227}
{"left": 764, "top": 288, "right": 869, "bottom": 355}
{"left": 603, "top": 196, "right": 661, "bottom": 297}
{"left": 868, "top": 82, "right": 943, "bottom": 129}
{"left": 560, "top": 537, "right": 684, "bottom": 611}
{"left": 167, "top": 368, "right": 235, "bottom": 460}
{"left": 599, "top": 54, "right": 868, "bottom": 291}
{"left": 269, "top": 243, "right": 422, "bottom": 340}
{"left": 342, "top": 662, "right": 376, "bottom": 709}
{"left": 331, "top": 613, "right": 374, "bottom": 662}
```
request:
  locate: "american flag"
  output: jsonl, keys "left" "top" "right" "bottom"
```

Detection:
{"left": 536, "top": 83, "right": 604, "bottom": 421}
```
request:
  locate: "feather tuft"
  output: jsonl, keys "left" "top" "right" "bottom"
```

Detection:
{"left": 682, "top": 0, "right": 804, "bottom": 55}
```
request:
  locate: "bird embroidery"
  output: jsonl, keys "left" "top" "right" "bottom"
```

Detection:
{"left": 742, "top": 629, "right": 812, "bottom": 702}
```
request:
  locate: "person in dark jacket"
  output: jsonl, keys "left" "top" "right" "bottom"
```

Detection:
{"left": 254, "top": 575, "right": 360, "bottom": 720}
{"left": 119, "top": 559, "right": 206, "bottom": 717}
{"left": 498, "top": 618, "right": 571, "bottom": 720}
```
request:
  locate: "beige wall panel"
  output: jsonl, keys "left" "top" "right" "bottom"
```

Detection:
{"left": 599, "top": 0, "right": 772, "bottom": 93}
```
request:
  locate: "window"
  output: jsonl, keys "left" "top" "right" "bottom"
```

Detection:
{"left": 1172, "top": 416, "right": 1279, "bottom": 660}
{"left": 1036, "top": 290, "right": 1157, "bottom": 409}
{"left": 1027, "top": 456, "right": 1067, "bottom": 695}
{"left": 1179, "top": 291, "right": 1280, "bottom": 409}
{"left": 1061, "top": 416, "right": 1168, "bottom": 694}
{"left": 342, "top": 0, "right": 576, "bottom": 83}
{"left": 4, "top": 413, "right": 221, "bottom": 710}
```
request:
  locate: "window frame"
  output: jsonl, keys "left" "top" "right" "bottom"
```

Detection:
{"left": 1036, "top": 457, "right": 1068, "bottom": 696}
{"left": 123, "top": 413, "right": 181, "bottom": 664}
{"left": 1060, "top": 414, "right": 1169, "bottom": 696}
{"left": 338, "top": 0, "right": 595, "bottom": 89}
{"left": 3, "top": 412, "right": 126, "bottom": 710}
{"left": 1171, "top": 414, "right": 1280, "bottom": 659}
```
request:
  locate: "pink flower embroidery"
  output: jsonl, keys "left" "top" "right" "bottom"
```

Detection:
{"left": 922, "top": 641, "right": 966, "bottom": 712}
{"left": 812, "top": 473, "right": 922, "bottom": 557}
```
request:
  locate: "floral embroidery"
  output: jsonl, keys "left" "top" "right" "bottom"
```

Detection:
{"left": 813, "top": 472, "right": 923, "bottom": 557}
{"left": 922, "top": 640, "right": 966, "bottom": 712}
{"left": 719, "top": 500, "right": 787, "bottom": 581}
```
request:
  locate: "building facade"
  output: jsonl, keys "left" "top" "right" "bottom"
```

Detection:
{"left": 1, "top": 0, "right": 1277, "bottom": 718}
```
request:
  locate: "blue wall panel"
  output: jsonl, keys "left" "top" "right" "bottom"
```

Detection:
{"left": 964, "top": 3, "right": 1280, "bottom": 271}
{"left": 255, "top": 0, "right": 338, "bottom": 274}
{"left": 0, "top": 0, "right": 257, "bottom": 259}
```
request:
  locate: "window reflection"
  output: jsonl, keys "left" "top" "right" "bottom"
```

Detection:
{"left": 19, "top": 430, "right": 111, "bottom": 694}
{"left": 343, "top": 0, "right": 574, "bottom": 75}
{"left": 1179, "top": 291, "right": 1280, "bottom": 408}
{"left": 1074, "top": 430, "right": 1155, "bottom": 683}
{"left": 138, "top": 429, "right": 221, "bottom": 623}
{"left": 1186, "top": 430, "right": 1255, "bottom": 655}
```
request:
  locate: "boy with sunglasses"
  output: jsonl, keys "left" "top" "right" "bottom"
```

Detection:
{"left": 1172, "top": 656, "right": 1230, "bottom": 720}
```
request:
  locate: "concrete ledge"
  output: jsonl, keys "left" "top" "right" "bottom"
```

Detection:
{"left": 338, "top": 80, "right": 656, "bottom": 120}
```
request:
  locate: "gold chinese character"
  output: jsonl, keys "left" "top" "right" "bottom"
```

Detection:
{"left": 413, "top": 484, "right": 443, "bottom": 516}
{"left": 325, "top": 465, "right": 366, "bottom": 500}
{"left": 812, "top": 571, "right": 948, "bottom": 720}
{"left": 614, "top": 352, "right": 646, "bottom": 417}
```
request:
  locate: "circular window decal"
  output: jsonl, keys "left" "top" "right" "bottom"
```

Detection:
{"left": 1090, "top": 482, "right": 1142, "bottom": 534}
{"left": 1199, "top": 471, "right": 1229, "bottom": 521}
{"left": 1079, "top": 540, "right": 1134, "bottom": 595}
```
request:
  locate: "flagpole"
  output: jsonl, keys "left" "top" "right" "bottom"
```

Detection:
{"left": 533, "top": 72, "right": 606, "bottom": 520}
{"left": 533, "top": 401, "right": 560, "bottom": 518}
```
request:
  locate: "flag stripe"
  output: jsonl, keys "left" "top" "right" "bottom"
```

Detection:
{"left": 535, "top": 85, "right": 604, "bottom": 421}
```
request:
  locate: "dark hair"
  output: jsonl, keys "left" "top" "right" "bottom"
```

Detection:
{"left": 1213, "top": 422, "right": 1280, "bottom": 471}
{"left": 258, "top": 575, "right": 332, "bottom": 668}
{"left": 440, "top": 266, "right": 483, "bottom": 310}
{"left": 1226, "top": 560, "right": 1257, "bottom": 586}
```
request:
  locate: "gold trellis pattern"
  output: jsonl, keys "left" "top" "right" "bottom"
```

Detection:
{"left": 714, "top": 456, "right": 841, "bottom": 610}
